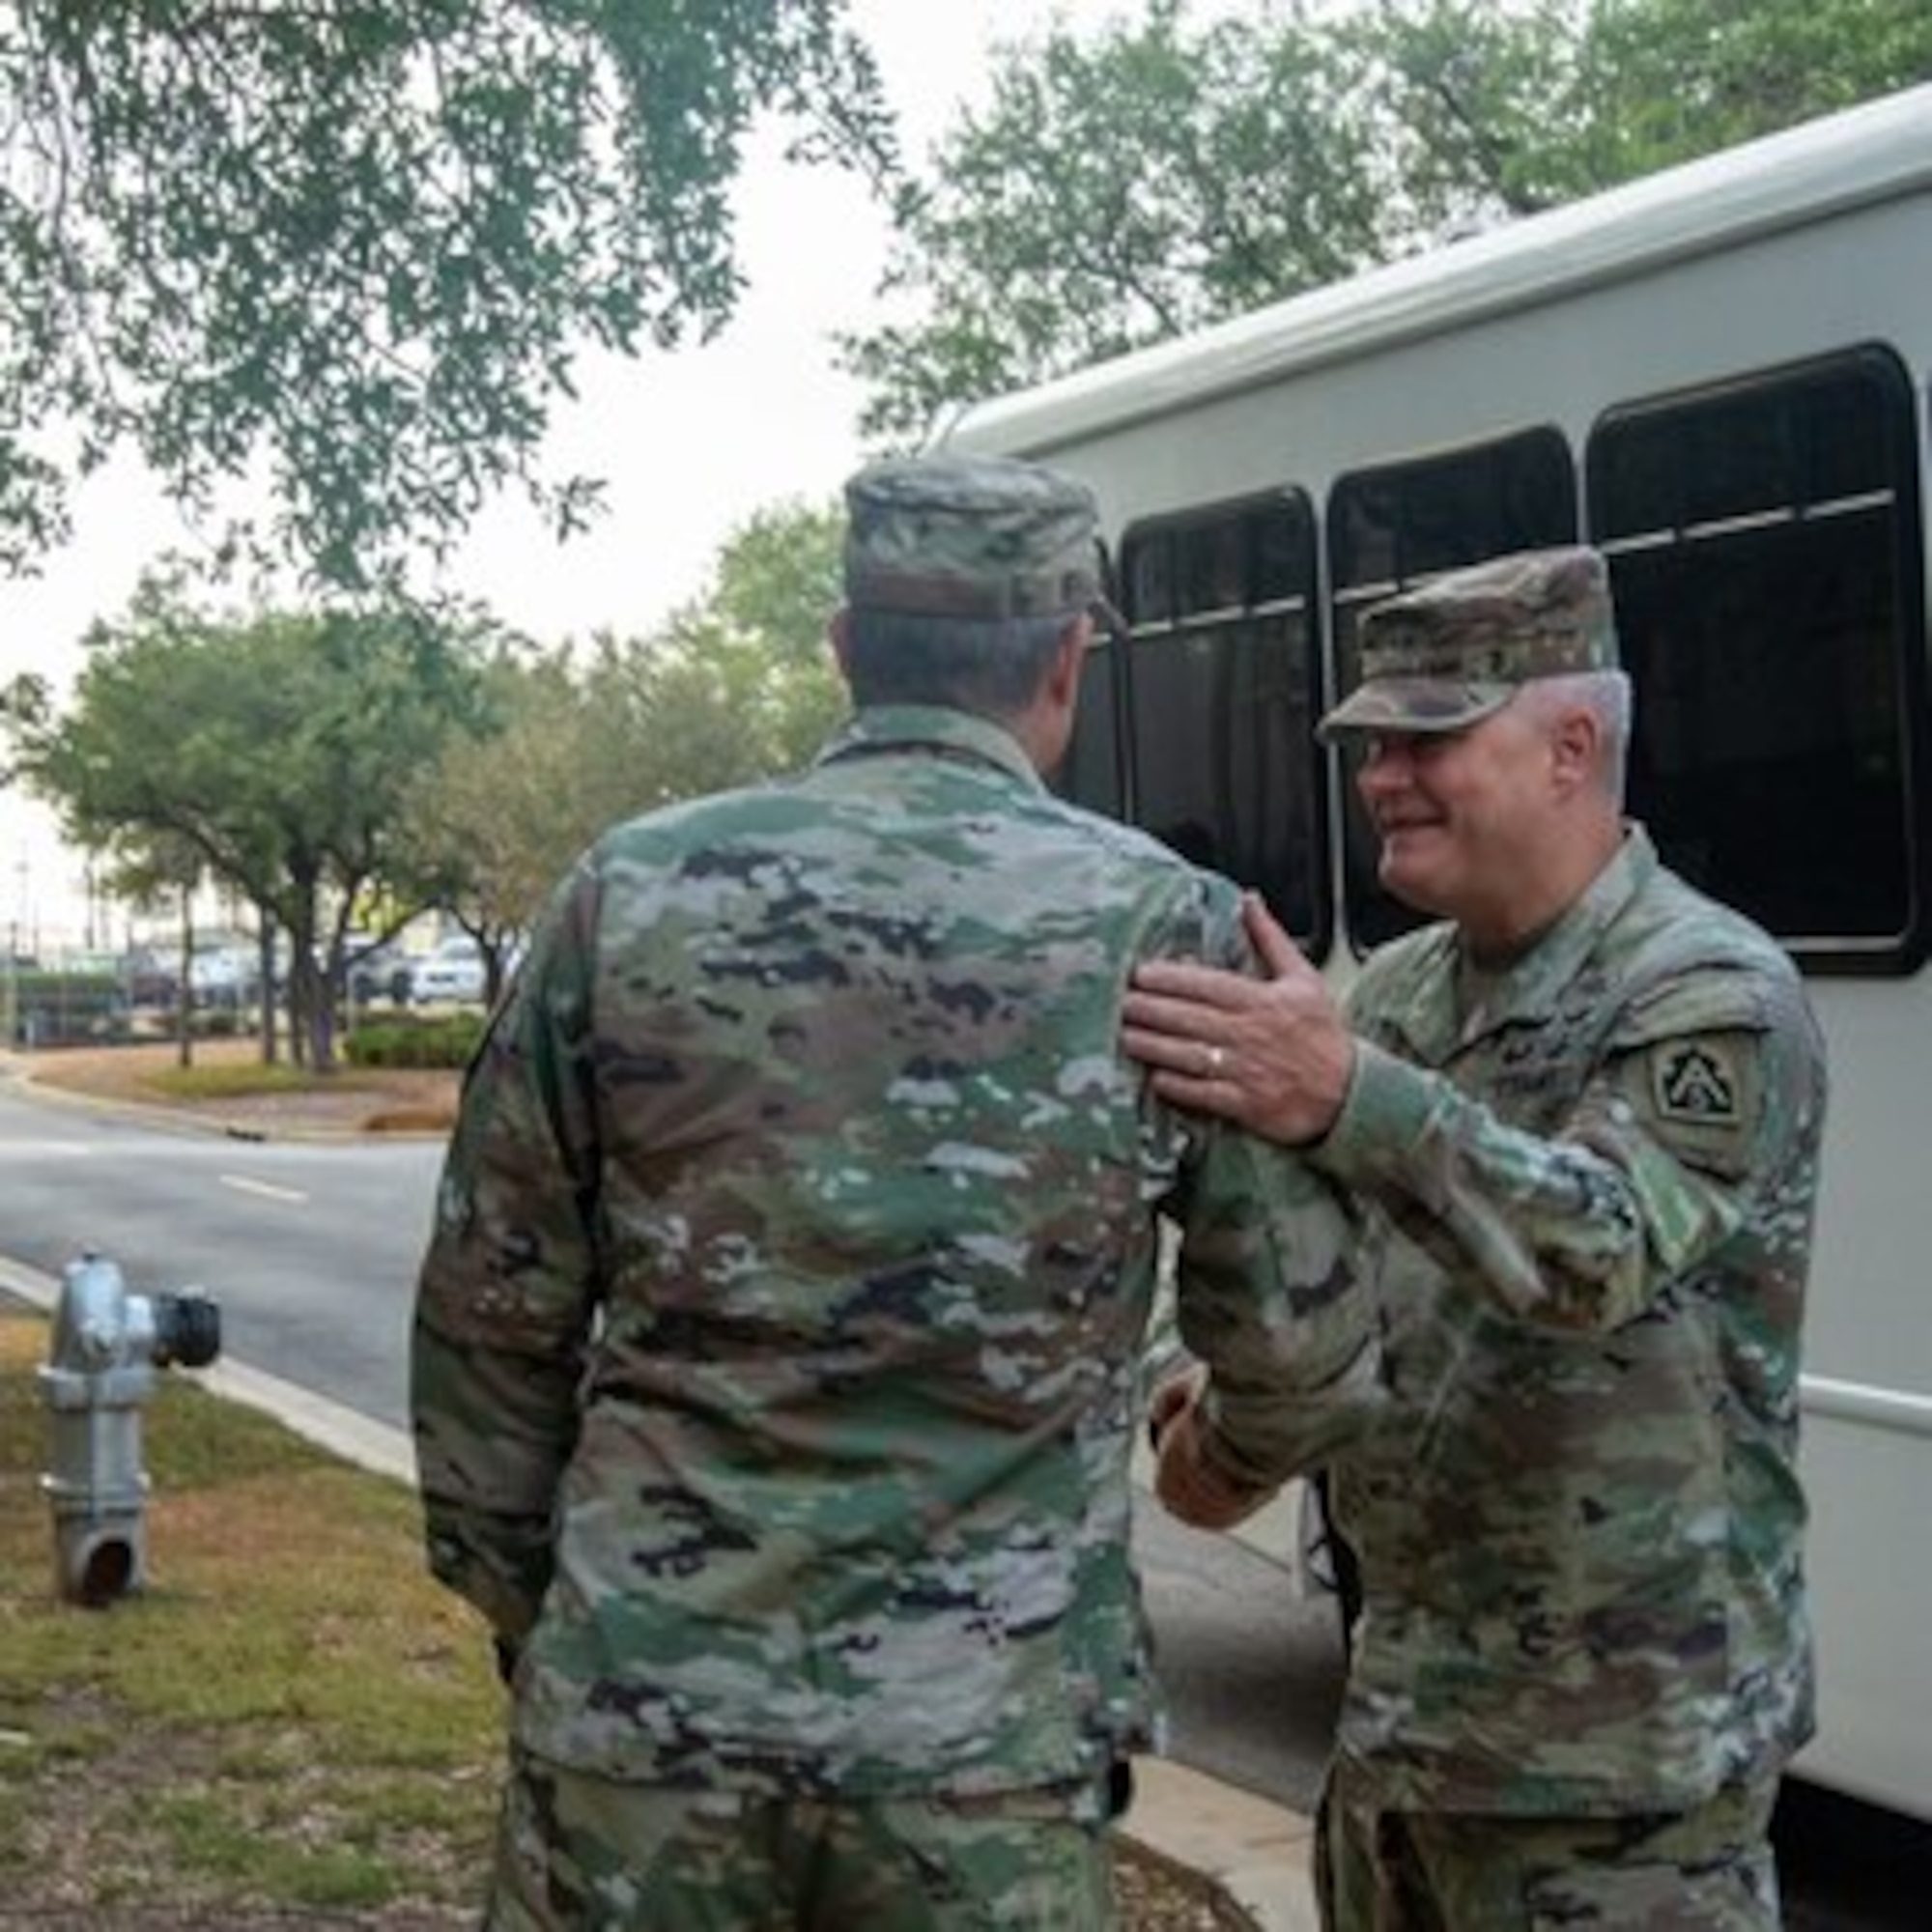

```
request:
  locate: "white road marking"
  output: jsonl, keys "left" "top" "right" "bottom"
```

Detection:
{"left": 217, "top": 1174, "right": 308, "bottom": 1205}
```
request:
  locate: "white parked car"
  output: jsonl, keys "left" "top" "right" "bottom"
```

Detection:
{"left": 187, "top": 944, "right": 261, "bottom": 1005}
{"left": 410, "top": 936, "right": 487, "bottom": 1006}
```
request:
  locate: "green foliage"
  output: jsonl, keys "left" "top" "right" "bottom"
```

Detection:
{"left": 845, "top": 0, "right": 1392, "bottom": 442}
{"left": 344, "top": 1011, "right": 486, "bottom": 1068}
{"left": 6, "top": 504, "right": 845, "bottom": 1060}
{"left": 707, "top": 498, "right": 848, "bottom": 667}
{"left": 632, "top": 497, "right": 848, "bottom": 790}
{"left": 6, "top": 578, "right": 497, "bottom": 1065}
{"left": 385, "top": 645, "right": 598, "bottom": 946}
{"left": 6, "top": 969, "right": 126, "bottom": 1046}
{"left": 9, "top": 967, "right": 118, "bottom": 994}
{"left": 1560, "top": 0, "right": 1932, "bottom": 178}
{"left": 846, "top": 0, "right": 1932, "bottom": 440}
{"left": 413, "top": 498, "right": 846, "bottom": 938}
{"left": 1332, "top": 0, "right": 1932, "bottom": 213}
{"left": 0, "top": 3, "right": 895, "bottom": 588}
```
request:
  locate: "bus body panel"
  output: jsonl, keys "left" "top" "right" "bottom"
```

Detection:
{"left": 949, "top": 87, "right": 1932, "bottom": 1822}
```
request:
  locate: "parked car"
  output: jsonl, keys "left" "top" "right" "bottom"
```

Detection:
{"left": 343, "top": 937, "right": 413, "bottom": 1007}
{"left": 187, "top": 944, "right": 261, "bottom": 1007}
{"left": 120, "top": 948, "right": 179, "bottom": 1009}
{"left": 409, "top": 936, "right": 487, "bottom": 1007}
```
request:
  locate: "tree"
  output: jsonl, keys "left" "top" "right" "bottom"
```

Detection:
{"left": 98, "top": 832, "right": 206, "bottom": 1068}
{"left": 413, "top": 499, "right": 844, "bottom": 944}
{"left": 393, "top": 647, "right": 599, "bottom": 990}
{"left": 8, "top": 577, "right": 493, "bottom": 1065}
{"left": 587, "top": 497, "right": 845, "bottom": 810}
{"left": 1557, "top": 0, "right": 1932, "bottom": 180}
{"left": 650, "top": 496, "right": 848, "bottom": 781}
{"left": 843, "top": 0, "right": 1394, "bottom": 444}
{"left": 844, "top": 0, "right": 1932, "bottom": 440}
{"left": 1335, "top": 0, "right": 1932, "bottom": 214}
{"left": 0, "top": 3, "right": 895, "bottom": 589}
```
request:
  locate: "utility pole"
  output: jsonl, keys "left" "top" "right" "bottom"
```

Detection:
{"left": 5, "top": 846, "right": 26, "bottom": 1046}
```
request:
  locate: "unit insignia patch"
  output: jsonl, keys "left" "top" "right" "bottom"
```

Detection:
{"left": 1653, "top": 1041, "right": 1740, "bottom": 1122}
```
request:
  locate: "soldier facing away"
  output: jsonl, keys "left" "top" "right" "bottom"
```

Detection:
{"left": 1125, "top": 547, "right": 1829, "bottom": 1930}
{"left": 410, "top": 451, "right": 1381, "bottom": 1930}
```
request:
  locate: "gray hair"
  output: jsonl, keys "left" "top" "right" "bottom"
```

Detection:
{"left": 1520, "top": 668, "right": 1633, "bottom": 807}
{"left": 841, "top": 607, "right": 1075, "bottom": 719}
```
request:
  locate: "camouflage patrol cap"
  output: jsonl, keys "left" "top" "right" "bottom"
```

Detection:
{"left": 1318, "top": 546, "right": 1619, "bottom": 741}
{"left": 843, "top": 452, "right": 1112, "bottom": 624}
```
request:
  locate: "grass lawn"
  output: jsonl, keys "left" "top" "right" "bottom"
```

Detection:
{"left": 0, "top": 1088, "right": 1254, "bottom": 1928}
{"left": 1, "top": 1304, "right": 498, "bottom": 1926}
{"left": 14, "top": 1037, "right": 460, "bottom": 1137}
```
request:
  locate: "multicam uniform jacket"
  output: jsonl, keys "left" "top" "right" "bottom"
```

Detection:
{"left": 1311, "top": 827, "right": 1828, "bottom": 1814}
{"left": 412, "top": 704, "right": 1378, "bottom": 1801}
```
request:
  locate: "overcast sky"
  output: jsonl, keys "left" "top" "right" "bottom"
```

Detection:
{"left": 2, "top": 1, "right": 1135, "bottom": 947}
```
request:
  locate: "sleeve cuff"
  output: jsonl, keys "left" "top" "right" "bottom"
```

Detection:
{"left": 1312, "top": 1038, "right": 1441, "bottom": 1190}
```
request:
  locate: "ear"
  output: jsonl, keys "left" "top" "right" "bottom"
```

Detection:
{"left": 1548, "top": 702, "right": 1601, "bottom": 795}
{"left": 1046, "top": 611, "right": 1091, "bottom": 710}
{"left": 1019, "top": 613, "right": 1094, "bottom": 780}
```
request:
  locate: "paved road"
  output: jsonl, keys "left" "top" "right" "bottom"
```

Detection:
{"left": 3, "top": 1069, "right": 1926, "bottom": 1923}
{"left": 0, "top": 1078, "right": 443, "bottom": 1422}
{"left": 1136, "top": 1508, "right": 1343, "bottom": 1816}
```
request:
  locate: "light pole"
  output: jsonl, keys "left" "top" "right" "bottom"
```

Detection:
{"left": 6, "top": 846, "right": 29, "bottom": 1047}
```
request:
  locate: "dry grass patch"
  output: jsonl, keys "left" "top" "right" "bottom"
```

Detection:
{"left": 0, "top": 1285, "right": 1255, "bottom": 1928}
{"left": 16, "top": 1038, "right": 459, "bottom": 1136}
{"left": 0, "top": 1307, "right": 497, "bottom": 1924}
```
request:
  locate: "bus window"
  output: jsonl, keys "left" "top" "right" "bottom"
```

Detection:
{"left": 1110, "top": 493, "right": 1326, "bottom": 952}
{"left": 1327, "top": 428, "right": 1580, "bottom": 951}
{"left": 1588, "top": 347, "right": 1928, "bottom": 971}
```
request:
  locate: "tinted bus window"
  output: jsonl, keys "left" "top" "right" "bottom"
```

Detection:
{"left": 1113, "top": 493, "right": 1326, "bottom": 950}
{"left": 1327, "top": 429, "right": 1579, "bottom": 950}
{"left": 1588, "top": 347, "right": 1927, "bottom": 970}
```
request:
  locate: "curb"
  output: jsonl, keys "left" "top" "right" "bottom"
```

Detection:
{"left": 3, "top": 1238, "right": 1320, "bottom": 1932}
{"left": 0, "top": 1050, "right": 448, "bottom": 1146}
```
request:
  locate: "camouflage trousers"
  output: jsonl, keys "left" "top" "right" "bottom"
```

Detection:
{"left": 1315, "top": 1759, "right": 1782, "bottom": 1931}
{"left": 483, "top": 1741, "right": 1119, "bottom": 1930}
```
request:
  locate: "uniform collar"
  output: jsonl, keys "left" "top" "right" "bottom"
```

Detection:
{"left": 1448, "top": 824, "right": 1656, "bottom": 1046}
{"left": 815, "top": 704, "right": 1045, "bottom": 792}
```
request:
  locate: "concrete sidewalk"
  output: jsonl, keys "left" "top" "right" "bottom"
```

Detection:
{"left": 1, "top": 1250, "right": 1319, "bottom": 1931}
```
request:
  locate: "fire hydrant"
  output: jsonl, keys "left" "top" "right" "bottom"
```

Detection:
{"left": 38, "top": 1252, "right": 221, "bottom": 1606}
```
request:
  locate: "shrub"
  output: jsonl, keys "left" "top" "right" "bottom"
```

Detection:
{"left": 343, "top": 1012, "right": 485, "bottom": 1069}
{"left": 7, "top": 970, "right": 128, "bottom": 1047}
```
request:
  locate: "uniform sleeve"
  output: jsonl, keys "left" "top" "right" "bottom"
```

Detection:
{"left": 1312, "top": 964, "right": 1825, "bottom": 1332}
{"left": 1173, "top": 1123, "right": 1386, "bottom": 1492}
{"left": 409, "top": 864, "right": 606, "bottom": 1642}
{"left": 1152, "top": 881, "right": 1386, "bottom": 1492}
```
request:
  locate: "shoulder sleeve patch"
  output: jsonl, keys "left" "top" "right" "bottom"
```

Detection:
{"left": 1633, "top": 1032, "right": 1763, "bottom": 1178}
{"left": 1651, "top": 1039, "right": 1743, "bottom": 1123}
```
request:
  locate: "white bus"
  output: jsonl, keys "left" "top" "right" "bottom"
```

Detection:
{"left": 946, "top": 83, "right": 1932, "bottom": 1824}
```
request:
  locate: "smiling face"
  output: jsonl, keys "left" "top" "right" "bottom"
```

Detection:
{"left": 1356, "top": 686, "right": 1615, "bottom": 954}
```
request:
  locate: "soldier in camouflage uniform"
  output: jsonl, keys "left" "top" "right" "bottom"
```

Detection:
{"left": 411, "top": 451, "right": 1383, "bottom": 1930}
{"left": 1123, "top": 548, "right": 1828, "bottom": 1930}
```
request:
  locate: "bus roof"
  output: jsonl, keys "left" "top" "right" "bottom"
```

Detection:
{"left": 941, "top": 84, "right": 1932, "bottom": 460}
